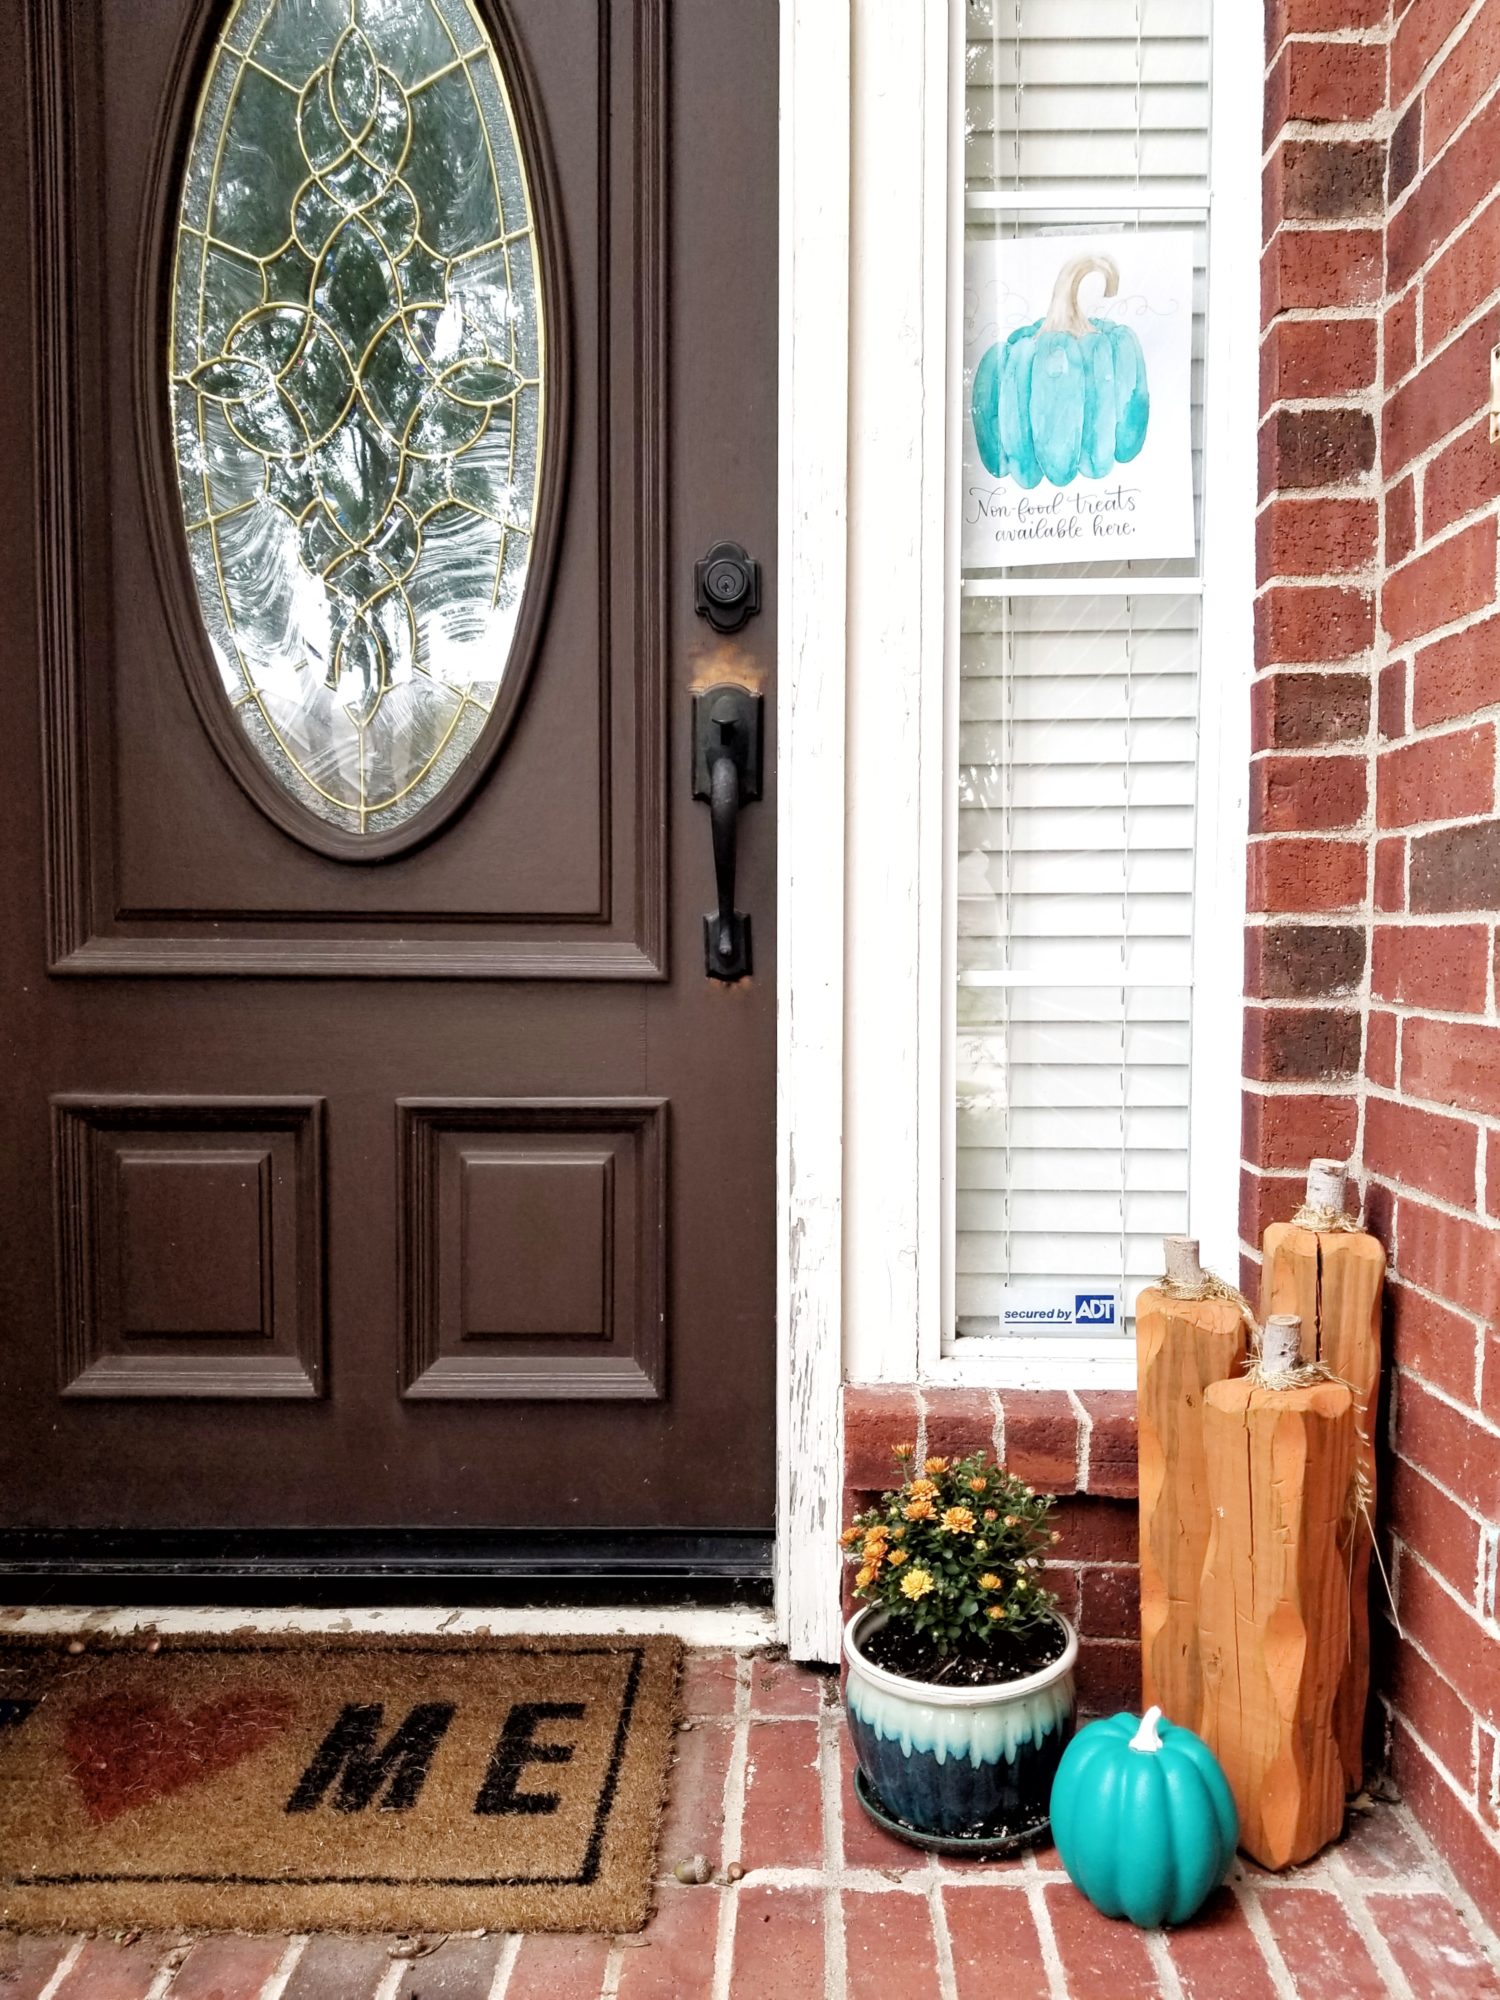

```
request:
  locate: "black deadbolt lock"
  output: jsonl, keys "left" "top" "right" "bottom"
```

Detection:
{"left": 694, "top": 540, "right": 761, "bottom": 634}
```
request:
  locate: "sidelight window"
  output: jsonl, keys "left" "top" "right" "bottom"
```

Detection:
{"left": 951, "top": 0, "right": 1243, "bottom": 1360}
{"left": 168, "top": 0, "right": 546, "bottom": 840}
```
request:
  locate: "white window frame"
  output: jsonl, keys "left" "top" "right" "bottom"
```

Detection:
{"left": 776, "top": 0, "right": 1258, "bottom": 1657}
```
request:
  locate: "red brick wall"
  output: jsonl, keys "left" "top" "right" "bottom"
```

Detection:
{"left": 841, "top": 1386, "right": 1140, "bottom": 1716}
{"left": 1255, "top": 0, "right": 1500, "bottom": 1912}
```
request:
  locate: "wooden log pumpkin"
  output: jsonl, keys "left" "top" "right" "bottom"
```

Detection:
{"left": 1050, "top": 1705, "right": 1238, "bottom": 1927}
{"left": 972, "top": 253, "right": 1150, "bottom": 490}
{"left": 1260, "top": 1159, "right": 1384, "bottom": 1795}
{"left": 1198, "top": 1317, "right": 1355, "bottom": 1869}
{"left": 1137, "top": 1236, "right": 1248, "bottom": 1733}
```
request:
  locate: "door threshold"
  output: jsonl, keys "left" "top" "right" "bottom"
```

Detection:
{"left": 0, "top": 1527, "right": 773, "bottom": 1608}
{"left": 0, "top": 1601, "right": 777, "bottom": 1648}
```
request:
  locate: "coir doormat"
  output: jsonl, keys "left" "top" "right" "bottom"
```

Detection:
{"left": 0, "top": 1634, "right": 678, "bottom": 1934}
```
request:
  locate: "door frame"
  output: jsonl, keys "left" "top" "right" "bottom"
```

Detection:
{"left": 773, "top": 0, "right": 848, "bottom": 1667}
{"left": 775, "top": 0, "right": 952, "bottom": 1664}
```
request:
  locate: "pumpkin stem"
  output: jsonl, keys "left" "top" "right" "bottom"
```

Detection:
{"left": 1039, "top": 254, "right": 1121, "bottom": 338}
{"left": 1129, "top": 1705, "right": 1165, "bottom": 1754}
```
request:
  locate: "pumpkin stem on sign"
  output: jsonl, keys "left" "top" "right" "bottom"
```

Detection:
{"left": 1039, "top": 255, "right": 1121, "bottom": 338}
{"left": 1129, "top": 1705, "right": 1165, "bottom": 1754}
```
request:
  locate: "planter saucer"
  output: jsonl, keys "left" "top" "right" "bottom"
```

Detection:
{"left": 851, "top": 1765, "right": 1051, "bottom": 1859}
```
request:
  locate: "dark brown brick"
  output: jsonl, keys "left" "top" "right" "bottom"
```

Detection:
{"left": 1411, "top": 819, "right": 1500, "bottom": 911}
{"left": 1074, "top": 1640, "right": 1144, "bottom": 1717}
{"left": 1049, "top": 1496, "right": 1137, "bottom": 1563}
{"left": 1388, "top": 98, "right": 1421, "bottom": 202}
{"left": 1246, "top": 921, "right": 1366, "bottom": 999}
{"left": 1244, "top": 1005, "right": 1363, "bottom": 1081}
{"left": 1260, "top": 407, "right": 1376, "bottom": 494}
{"left": 1078, "top": 1565, "right": 1140, "bottom": 1638}
{"left": 1269, "top": 139, "right": 1384, "bottom": 225}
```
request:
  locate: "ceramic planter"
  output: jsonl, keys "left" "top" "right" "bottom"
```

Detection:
{"left": 842, "top": 1605, "right": 1078, "bottom": 1838}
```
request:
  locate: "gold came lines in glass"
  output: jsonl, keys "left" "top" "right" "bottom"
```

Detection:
{"left": 169, "top": 0, "right": 546, "bottom": 837}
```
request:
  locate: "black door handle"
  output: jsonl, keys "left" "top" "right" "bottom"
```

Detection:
{"left": 692, "top": 685, "right": 762, "bottom": 981}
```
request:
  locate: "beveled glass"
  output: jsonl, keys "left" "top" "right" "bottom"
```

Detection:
{"left": 169, "top": 0, "right": 546, "bottom": 838}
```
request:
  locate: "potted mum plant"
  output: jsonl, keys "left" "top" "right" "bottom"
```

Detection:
{"left": 841, "top": 1443, "right": 1077, "bottom": 1849}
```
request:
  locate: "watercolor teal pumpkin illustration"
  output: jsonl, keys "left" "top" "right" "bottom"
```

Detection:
{"left": 972, "top": 255, "right": 1149, "bottom": 490}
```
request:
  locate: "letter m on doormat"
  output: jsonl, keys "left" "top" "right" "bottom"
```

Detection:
{"left": 285, "top": 1702, "right": 456, "bottom": 1813}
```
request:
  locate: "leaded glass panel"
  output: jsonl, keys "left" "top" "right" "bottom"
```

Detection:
{"left": 169, "top": 0, "right": 546, "bottom": 838}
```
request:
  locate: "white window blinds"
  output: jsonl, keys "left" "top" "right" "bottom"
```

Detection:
{"left": 954, "top": 0, "right": 1214, "bottom": 1343}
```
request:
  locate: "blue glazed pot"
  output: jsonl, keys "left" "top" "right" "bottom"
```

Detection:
{"left": 843, "top": 1605, "right": 1078, "bottom": 1837}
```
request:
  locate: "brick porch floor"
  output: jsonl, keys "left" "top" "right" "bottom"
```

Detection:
{"left": 5, "top": 1650, "right": 1499, "bottom": 1999}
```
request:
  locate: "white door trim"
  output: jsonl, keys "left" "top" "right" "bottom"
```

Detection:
{"left": 774, "top": 0, "right": 851, "bottom": 1664}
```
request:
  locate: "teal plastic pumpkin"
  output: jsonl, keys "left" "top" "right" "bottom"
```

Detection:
{"left": 1050, "top": 1706, "right": 1237, "bottom": 1927}
{"left": 972, "top": 254, "right": 1149, "bottom": 490}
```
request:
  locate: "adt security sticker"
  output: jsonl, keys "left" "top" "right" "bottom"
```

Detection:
{"left": 998, "top": 1288, "right": 1123, "bottom": 1333}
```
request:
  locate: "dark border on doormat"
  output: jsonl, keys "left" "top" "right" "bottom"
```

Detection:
{"left": 0, "top": 1640, "right": 646, "bottom": 1891}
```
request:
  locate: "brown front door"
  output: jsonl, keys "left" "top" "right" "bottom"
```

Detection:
{"left": 0, "top": 0, "right": 777, "bottom": 1585}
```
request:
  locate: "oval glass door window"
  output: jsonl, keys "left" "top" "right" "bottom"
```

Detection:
{"left": 168, "top": 0, "right": 546, "bottom": 841}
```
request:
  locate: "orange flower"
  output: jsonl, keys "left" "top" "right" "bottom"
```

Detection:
{"left": 978, "top": 1572, "right": 1002, "bottom": 1590}
{"left": 902, "top": 1498, "right": 935, "bottom": 1522}
{"left": 907, "top": 1478, "right": 938, "bottom": 1500}
{"left": 924, "top": 1456, "right": 949, "bottom": 1475}
{"left": 967, "top": 1476, "right": 988, "bottom": 1493}
{"left": 840, "top": 1526, "right": 862, "bottom": 1547}
{"left": 987, "top": 1605, "right": 1006, "bottom": 1621}
{"left": 890, "top": 1525, "right": 907, "bottom": 1540}
{"left": 940, "top": 1506, "right": 977, "bottom": 1535}
{"left": 892, "top": 1441, "right": 916, "bottom": 1460}
{"left": 855, "top": 1564, "right": 877, "bottom": 1589}
{"left": 887, "top": 1547, "right": 909, "bottom": 1564}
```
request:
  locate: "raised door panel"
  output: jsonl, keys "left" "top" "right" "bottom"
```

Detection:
{"left": 53, "top": 1096, "right": 325, "bottom": 1397}
{"left": 398, "top": 1099, "right": 666, "bottom": 1399}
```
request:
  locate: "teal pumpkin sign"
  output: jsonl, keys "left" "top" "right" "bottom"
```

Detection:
{"left": 1050, "top": 1706, "right": 1237, "bottom": 1928}
{"left": 972, "top": 254, "right": 1149, "bottom": 490}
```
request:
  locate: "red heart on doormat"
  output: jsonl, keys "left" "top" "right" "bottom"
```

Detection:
{"left": 64, "top": 1690, "right": 296, "bottom": 1824}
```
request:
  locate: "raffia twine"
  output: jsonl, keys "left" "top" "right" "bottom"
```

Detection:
{"left": 1157, "top": 1268, "right": 1261, "bottom": 1343}
{"left": 1290, "top": 1200, "right": 1363, "bottom": 1233}
{"left": 1241, "top": 1343, "right": 1400, "bottom": 1636}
